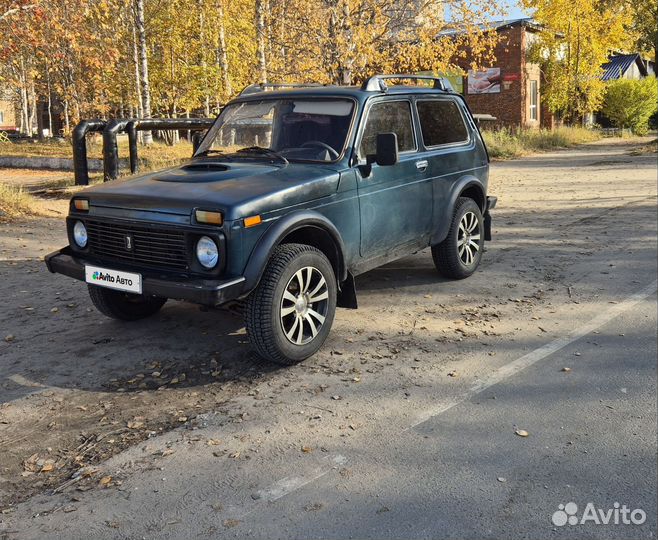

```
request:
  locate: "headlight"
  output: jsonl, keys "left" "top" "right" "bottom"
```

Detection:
{"left": 73, "top": 221, "right": 88, "bottom": 248}
{"left": 196, "top": 236, "right": 218, "bottom": 269}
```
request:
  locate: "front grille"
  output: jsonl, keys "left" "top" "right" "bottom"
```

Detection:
{"left": 86, "top": 220, "right": 189, "bottom": 272}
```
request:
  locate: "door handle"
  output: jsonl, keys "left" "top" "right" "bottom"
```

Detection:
{"left": 415, "top": 160, "right": 428, "bottom": 171}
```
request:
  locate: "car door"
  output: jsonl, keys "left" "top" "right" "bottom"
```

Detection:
{"left": 355, "top": 98, "right": 433, "bottom": 258}
{"left": 414, "top": 98, "right": 477, "bottom": 237}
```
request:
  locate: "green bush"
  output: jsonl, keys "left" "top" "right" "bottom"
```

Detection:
{"left": 602, "top": 78, "right": 658, "bottom": 135}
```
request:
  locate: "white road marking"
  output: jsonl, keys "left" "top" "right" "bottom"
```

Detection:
{"left": 254, "top": 454, "right": 347, "bottom": 502}
{"left": 408, "top": 280, "right": 658, "bottom": 428}
{"left": 224, "top": 454, "right": 347, "bottom": 519}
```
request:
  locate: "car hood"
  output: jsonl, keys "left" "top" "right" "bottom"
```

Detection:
{"left": 82, "top": 159, "right": 342, "bottom": 221}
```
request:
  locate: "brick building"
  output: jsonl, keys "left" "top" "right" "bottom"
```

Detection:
{"left": 443, "top": 18, "right": 553, "bottom": 129}
{"left": 0, "top": 85, "right": 17, "bottom": 133}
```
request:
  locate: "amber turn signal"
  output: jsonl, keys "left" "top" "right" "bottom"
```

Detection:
{"left": 73, "top": 198, "right": 89, "bottom": 211}
{"left": 244, "top": 215, "right": 262, "bottom": 228}
{"left": 195, "top": 210, "right": 223, "bottom": 225}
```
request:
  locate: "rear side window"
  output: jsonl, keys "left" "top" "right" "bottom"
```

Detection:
{"left": 359, "top": 101, "right": 415, "bottom": 157}
{"left": 417, "top": 100, "right": 469, "bottom": 147}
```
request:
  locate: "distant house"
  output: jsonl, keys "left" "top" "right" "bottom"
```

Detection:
{"left": 441, "top": 18, "right": 554, "bottom": 129}
{"left": 0, "top": 86, "right": 17, "bottom": 134}
{"left": 601, "top": 53, "right": 655, "bottom": 81}
{"left": 593, "top": 53, "right": 656, "bottom": 128}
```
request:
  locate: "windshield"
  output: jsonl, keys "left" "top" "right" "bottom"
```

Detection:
{"left": 195, "top": 98, "right": 355, "bottom": 163}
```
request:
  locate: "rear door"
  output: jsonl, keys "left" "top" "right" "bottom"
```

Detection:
{"left": 355, "top": 98, "right": 433, "bottom": 258}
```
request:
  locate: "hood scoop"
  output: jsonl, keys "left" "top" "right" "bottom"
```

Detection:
{"left": 181, "top": 163, "right": 230, "bottom": 172}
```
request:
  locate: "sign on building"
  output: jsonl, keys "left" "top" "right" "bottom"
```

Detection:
{"left": 467, "top": 68, "right": 501, "bottom": 94}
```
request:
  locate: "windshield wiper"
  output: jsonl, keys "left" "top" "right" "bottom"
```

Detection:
{"left": 234, "top": 146, "right": 289, "bottom": 165}
{"left": 195, "top": 148, "right": 232, "bottom": 158}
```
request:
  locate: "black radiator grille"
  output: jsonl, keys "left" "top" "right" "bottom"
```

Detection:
{"left": 86, "top": 220, "right": 189, "bottom": 271}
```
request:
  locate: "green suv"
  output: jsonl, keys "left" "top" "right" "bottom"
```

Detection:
{"left": 46, "top": 74, "right": 496, "bottom": 365}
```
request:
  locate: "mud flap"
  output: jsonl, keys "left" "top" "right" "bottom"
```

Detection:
{"left": 484, "top": 196, "right": 497, "bottom": 241}
{"left": 337, "top": 272, "right": 358, "bottom": 309}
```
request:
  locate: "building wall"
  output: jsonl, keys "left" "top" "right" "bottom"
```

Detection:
{"left": 0, "top": 87, "right": 17, "bottom": 130}
{"left": 452, "top": 23, "right": 555, "bottom": 129}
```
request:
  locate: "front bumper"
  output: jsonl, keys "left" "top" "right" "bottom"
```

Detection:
{"left": 484, "top": 195, "right": 497, "bottom": 241}
{"left": 44, "top": 247, "right": 246, "bottom": 306}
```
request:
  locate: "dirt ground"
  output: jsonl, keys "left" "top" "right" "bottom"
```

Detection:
{"left": 0, "top": 137, "right": 656, "bottom": 531}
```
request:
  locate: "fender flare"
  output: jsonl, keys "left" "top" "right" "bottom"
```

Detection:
{"left": 242, "top": 210, "right": 348, "bottom": 293}
{"left": 430, "top": 176, "right": 486, "bottom": 245}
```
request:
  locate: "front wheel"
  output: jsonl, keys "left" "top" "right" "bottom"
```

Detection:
{"left": 245, "top": 243, "right": 337, "bottom": 365}
{"left": 88, "top": 285, "right": 167, "bottom": 321}
{"left": 432, "top": 197, "right": 484, "bottom": 279}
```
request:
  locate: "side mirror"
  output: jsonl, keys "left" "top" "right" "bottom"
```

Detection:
{"left": 192, "top": 131, "right": 204, "bottom": 155}
{"left": 375, "top": 132, "right": 398, "bottom": 166}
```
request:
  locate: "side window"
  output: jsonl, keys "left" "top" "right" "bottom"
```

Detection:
{"left": 416, "top": 100, "right": 469, "bottom": 147}
{"left": 359, "top": 101, "right": 415, "bottom": 157}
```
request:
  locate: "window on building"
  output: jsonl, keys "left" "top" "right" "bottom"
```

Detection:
{"left": 416, "top": 100, "right": 469, "bottom": 146}
{"left": 529, "top": 80, "right": 538, "bottom": 121}
{"left": 359, "top": 101, "right": 415, "bottom": 157}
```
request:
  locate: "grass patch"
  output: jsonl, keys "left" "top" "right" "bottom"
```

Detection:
{"left": 629, "top": 138, "right": 658, "bottom": 155}
{"left": 0, "top": 183, "right": 38, "bottom": 221}
{"left": 482, "top": 127, "right": 602, "bottom": 159}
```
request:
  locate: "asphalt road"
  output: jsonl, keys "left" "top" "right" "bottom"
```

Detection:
{"left": 0, "top": 138, "right": 656, "bottom": 539}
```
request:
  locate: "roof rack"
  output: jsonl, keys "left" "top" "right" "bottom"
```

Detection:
{"left": 239, "top": 83, "right": 329, "bottom": 96}
{"left": 361, "top": 74, "right": 454, "bottom": 93}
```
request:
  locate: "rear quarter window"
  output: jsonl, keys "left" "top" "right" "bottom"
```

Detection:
{"left": 417, "top": 100, "right": 469, "bottom": 147}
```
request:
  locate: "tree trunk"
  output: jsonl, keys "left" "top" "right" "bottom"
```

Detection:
{"left": 216, "top": 0, "right": 232, "bottom": 102}
{"left": 29, "top": 78, "right": 37, "bottom": 137}
{"left": 19, "top": 57, "right": 30, "bottom": 135}
{"left": 63, "top": 100, "right": 70, "bottom": 134}
{"left": 255, "top": 0, "right": 268, "bottom": 83}
{"left": 132, "top": 14, "right": 143, "bottom": 120}
{"left": 46, "top": 66, "right": 53, "bottom": 137}
{"left": 198, "top": 0, "right": 211, "bottom": 116}
{"left": 134, "top": 0, "right": 153, "bottom": 144}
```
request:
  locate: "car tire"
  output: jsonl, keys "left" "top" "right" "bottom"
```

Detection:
{"left": 245, "top": 243, "right": 337, "bottom": 365}
{"left": 88, "top": 285, "right": 167, "bottom": 321}
{"left": 432, "top": 197, "right": 484, "bottom": 279}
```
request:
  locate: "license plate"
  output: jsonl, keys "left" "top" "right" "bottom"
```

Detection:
{"left": 85, "top": 265, "right": 142, "bottom": 294}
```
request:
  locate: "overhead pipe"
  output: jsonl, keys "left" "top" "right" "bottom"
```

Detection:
{"left": 72, "top": 119, "right": 107, "bottom": 185}
{"left": 102, "top": 118, "right": 215, "bottom": 181}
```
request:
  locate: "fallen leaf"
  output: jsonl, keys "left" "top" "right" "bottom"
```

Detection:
{"left": 4, "top": 334, "right": 14, "bottom": 343}
{"left": 497, "top": 477, "right": 507, "bottom": 483}
{"left": 23, "top": 453, "right": 40, "bottom": 473}
{"left": 127, "top": 420, "right": 144, "bottom": 429}
{"left": 99, "top": 476, "right": 112, "bottom": 487}
{"left": 50, "top": 307, "right": 59, "bottom": 313}
{"left": 206, "top": 439, "right": 222, "bottom": 446}
{"left": 447, "top": 370, "right": 458, "bottom": 377}
{"left": 514, "top": 429, "right": 529, "bottom": 437}
{"left": 40, "top": 460, "right": 56, "bottom": 473}
{"left": 561, "top": 367, "right": 572, "bottom": 372}
{"left": 301, "top": 446, "right": 313, "bottom": 453}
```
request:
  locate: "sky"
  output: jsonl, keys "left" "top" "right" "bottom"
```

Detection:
{"left": 445, "top": 0, "right": 532, "bottom": 22}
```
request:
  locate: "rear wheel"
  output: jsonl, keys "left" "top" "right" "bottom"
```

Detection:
{"left": 88, "top": 285, "right": 167, "bottom": 321}
{"left": 432, "top": 197, "right": 484, "bottom": 279}
{"left": 245, "top": 243, "right": 337, "bottom": 365}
